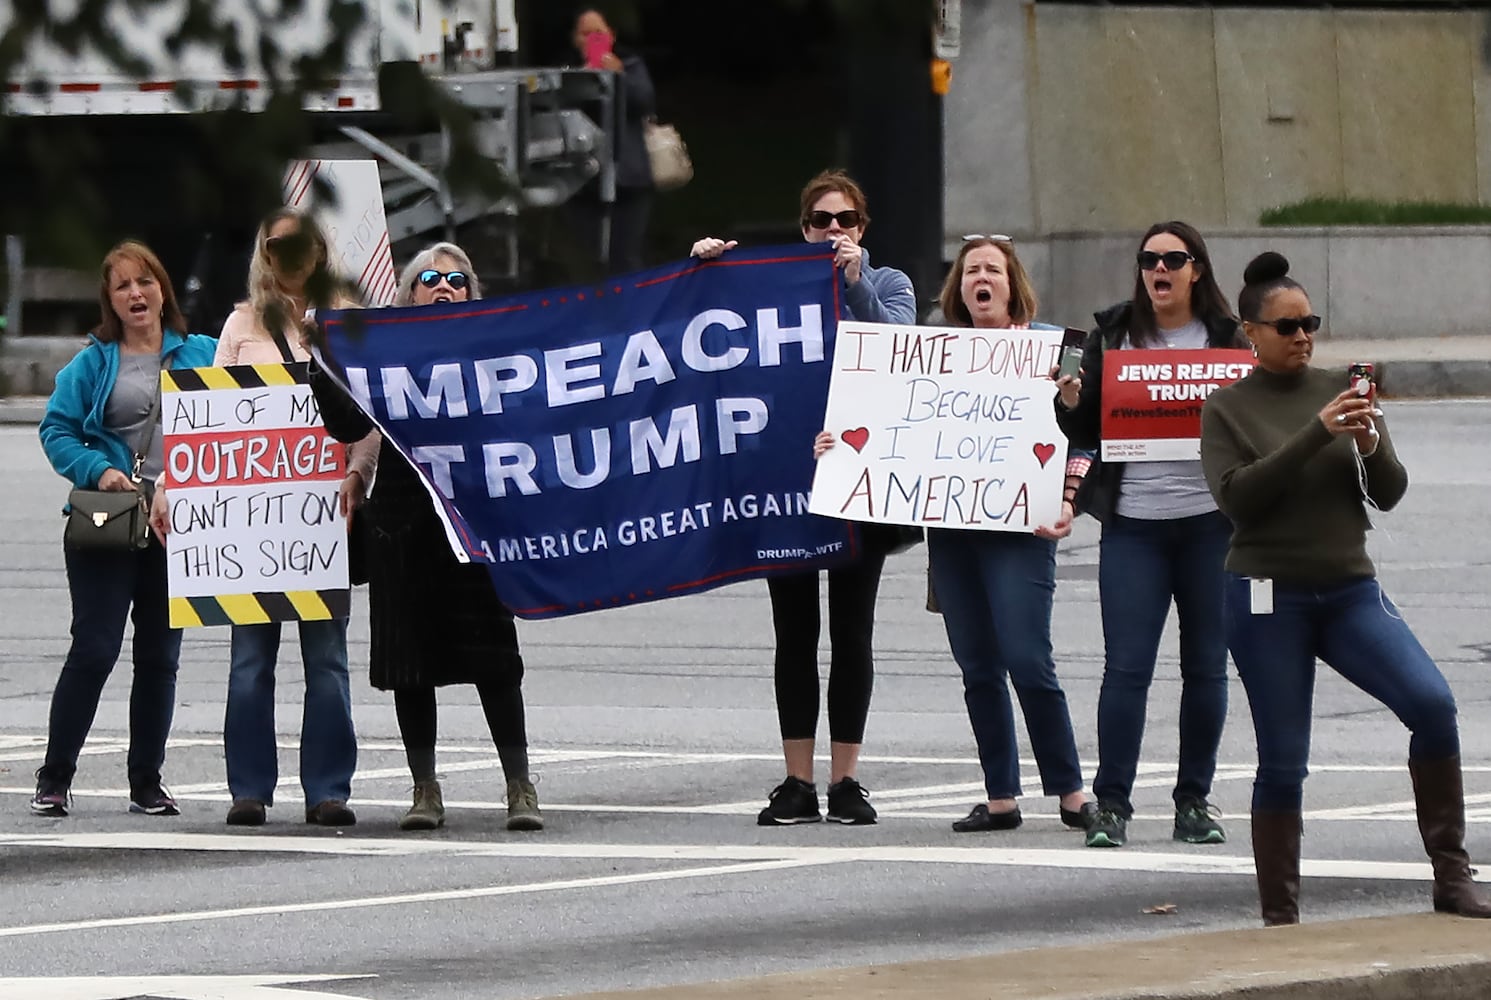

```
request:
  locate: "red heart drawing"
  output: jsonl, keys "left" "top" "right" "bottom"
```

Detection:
{"left": 1033, "top": 442, "right": 1057, "bottom": 468}
{"left": 841, "top": 427, "right": 870, "bottom": 453}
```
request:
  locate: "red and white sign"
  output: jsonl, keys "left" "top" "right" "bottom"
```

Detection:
{"left": 1100, "top": 348, "right": 1255, "bottom": 461}
{"left": 282, "top": 159, "right": 398, "bottom": 307}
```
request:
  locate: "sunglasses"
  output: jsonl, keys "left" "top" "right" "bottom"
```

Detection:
{"left": 265, "top": 233, "right": 311, "bottom": 255}
{"left": 962, "top": 233, "right": 1013, "bottom": 244}
{"left": 1254, "top": 314, "right": 1322, "bottom": 337}
{"left": 804, "top": 210, "right": 863, "bottom": 230}
{"left": 1137, "top": 250, "right": 1195, "bottom": 271}
{"left": 417, "top": 269, "right": 469, "bottom": 291}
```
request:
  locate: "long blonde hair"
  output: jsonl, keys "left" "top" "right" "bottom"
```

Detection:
{"left": 246, "top": 207, "right": 341, "bottom": 337}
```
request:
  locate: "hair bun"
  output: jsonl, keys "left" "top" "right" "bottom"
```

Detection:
{"left": 1244, "top": 251, "right": 1290, "bottom": 286}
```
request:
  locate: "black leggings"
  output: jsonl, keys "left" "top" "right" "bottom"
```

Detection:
{"left": 766, "top": 554, "right": 885, "bottom": 744}
{"left": 393, "top": 678, "right": 528, "bottom": 754}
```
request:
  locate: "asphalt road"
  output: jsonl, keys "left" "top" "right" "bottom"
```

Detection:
{"left": 1, "top": 399, "right": 1489, "bottom": 1000}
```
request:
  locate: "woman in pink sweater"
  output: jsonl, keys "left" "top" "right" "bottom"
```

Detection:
{"left": 213, "top": 208, "right": 377, "bottom": 827}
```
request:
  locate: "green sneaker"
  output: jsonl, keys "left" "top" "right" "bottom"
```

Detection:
{"left": 399, "top": 779, "right": 445, "bottom": 831}
{"left": 1085, "top": 804, "right": 1128, "bottom": 848}
{"left": 1174, "top": 796, "right": 1226, "bottom": 844}
{"left": 506, "top": 778, "right": 543, "bottom": 832}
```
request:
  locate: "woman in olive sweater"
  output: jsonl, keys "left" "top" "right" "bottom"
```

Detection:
{"left": 1200, "top": 251, "right": 1490, "bottom": 925}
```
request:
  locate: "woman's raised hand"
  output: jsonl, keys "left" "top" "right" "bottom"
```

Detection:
{"left": 690, "top": 237, "right": 737, "bottom": 260}
{"left": 1053, "top": 371, "right": 1082, "bottom": 410}
{"left": 1318, "top": 388, "right": 1376, "bottom": 436}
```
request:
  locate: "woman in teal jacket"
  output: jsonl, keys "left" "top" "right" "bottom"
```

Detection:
{"left": 32, "top": 240, "right": 216, "bottom": 818}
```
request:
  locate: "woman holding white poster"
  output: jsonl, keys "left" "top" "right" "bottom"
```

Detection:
{"left": 308, "top": 242, "right": 543, "bottom": 834}
{"left": 1053, "top": 221, "right": 1245, "bottom": 850}
{"left": 815, "top": 235, "right": 1094, "bottom": 832}
{"left": 212, "top": 208, "right": 376, "bottom": 828}
{"left": 692, "top": 169, "right": 916, "bottom": 826}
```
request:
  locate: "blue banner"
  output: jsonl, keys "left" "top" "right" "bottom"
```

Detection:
{"left": 318, "top": 244, "right": 861, "bottom": 618}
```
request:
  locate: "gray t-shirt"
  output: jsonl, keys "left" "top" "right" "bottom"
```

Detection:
{"left": 104, "top": 352, "right": 164, "bottom": 483}
{"left": 1115, "top": 319, "right": 1219, "bottom": 520}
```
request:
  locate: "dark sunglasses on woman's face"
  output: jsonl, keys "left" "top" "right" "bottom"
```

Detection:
{"left": 1255, "top": 314, "right": 1322, "bottom": 337}
{"left": 805, "top": 210, "right": 862, "bottom": 230}
{"left": 418, "top": 269, "right": 469, "bottom": 291}
{"left": 1137, "top": 250, "right": 1195, "bottom": 271}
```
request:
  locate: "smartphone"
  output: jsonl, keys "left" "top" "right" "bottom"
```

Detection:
{"left": 1057, "top": 328, "right": 1086, "bottom": 380}
{"left": 584, "top": 31, "right": 614, "bottom": 69}
{"left": 1348, "top": 362, "right": 1375, "bottom": 406}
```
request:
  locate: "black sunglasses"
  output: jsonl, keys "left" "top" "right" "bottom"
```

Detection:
{"left": 804, "top": 210, "right": 863, "bottom": 230}
{"left": 1255, "top": 314, "right": 1322, "bottom": 337}
{"left": 1137, "top": 250, "right": 1195, "bottom": 271}
{"left": 417, "top": 269, "right": 469, "bottom": 291}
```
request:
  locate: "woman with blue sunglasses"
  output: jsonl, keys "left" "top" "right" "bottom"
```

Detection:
{"left": 311, "top": 242, "right": 543, "bottom": 833}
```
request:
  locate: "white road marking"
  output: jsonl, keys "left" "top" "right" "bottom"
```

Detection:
{"left": 0, "top": 858, "right": 824, "bottom": 940}
{"left": 0, "top": 829, "right": 1439, "bottom": 878}
{"left": 0, "top": 973, "right": 374, "bottom": 999}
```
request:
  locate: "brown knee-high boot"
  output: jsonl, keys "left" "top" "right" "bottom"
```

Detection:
{"left": 1408, "top": 755, "right": 1491, "bottom": 917}
{"left": 1251, "top": 810, "right": 1302, "bottom": 926}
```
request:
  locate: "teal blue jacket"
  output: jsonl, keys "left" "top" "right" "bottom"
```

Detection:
{"left": 39, "top": 330, "right": 218, "bottom": 489}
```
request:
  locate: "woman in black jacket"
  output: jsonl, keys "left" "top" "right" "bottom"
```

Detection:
{"left": 310, "top": 242, "right": 541, "bottom": 834}
{"left": 1054, "top": 221, "right": 1245, "bottom": 850}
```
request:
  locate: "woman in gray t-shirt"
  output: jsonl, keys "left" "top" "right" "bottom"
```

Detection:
{"left": 1053, "top": 221, "right": 1246, "bottom": 850}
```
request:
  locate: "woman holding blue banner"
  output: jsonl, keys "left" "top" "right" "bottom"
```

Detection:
{"left": 309, "top": 242, "right": 542, "bottom": 834}
{"left": 814, "top": 235, "right": 1094, "bottom": 833}
{"left": 1053, "top": 221, "right": 1244, "bottom": 850}
{"left": 693, "top": 169, "right": 916, "bottom": 825}
{"left": 213, "top": 208, "right": 374, "bottom": 829}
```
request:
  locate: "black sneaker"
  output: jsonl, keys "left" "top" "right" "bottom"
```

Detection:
{"left": 757, "top": 776, "right": 821, "bottom": 825}
{"left": 129, "top": 784, "right": 180, "bottom": 816}
{"left": 1174, "top": 796, "right": 1226, "bottom": 844}
{"left": 29, "top": 771, "right": 70, "bottom": 817}
{"left": 826, "top": 777, "right": 877, "bottom": 825}
{"left": 1085, "top": 803, "right": 1128, "bottom": 848}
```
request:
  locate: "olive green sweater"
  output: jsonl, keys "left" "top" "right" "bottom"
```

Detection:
{"left": 1200, "top": 366, "right": 1408, "bottom": 584}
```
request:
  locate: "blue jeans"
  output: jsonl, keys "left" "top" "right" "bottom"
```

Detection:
{"left": 1225, "top": 574, "right": 1458, "bottom": 812}
{"left": 42, "top": 539, "right": 181, "bottom": 793}
{"left": 1094, "top": 511, "right": 1230, "bottom": 815}
{"left": 224, "top": 619, "right": 356, "bottom": 806}
{"left": 928, "top": 528, "right": 1084, "bottom": 800}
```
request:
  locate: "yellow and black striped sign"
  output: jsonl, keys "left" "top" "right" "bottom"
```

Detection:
{"left": 170, "top": 590, "right": 351, "bottom": 627}
{"left": 161, "top": 361, "right": 309, "bottom": 395}
{"left": 163, "top": 362, "right": 350, "bottom": 628}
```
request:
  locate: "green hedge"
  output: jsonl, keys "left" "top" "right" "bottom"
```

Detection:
{"left": 1261, "top": 197, "right": 1491, "bottom": 226}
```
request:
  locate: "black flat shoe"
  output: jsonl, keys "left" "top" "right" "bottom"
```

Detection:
{"left": 951, "top": 803, "right": 1022, "bottom": 833}
{"left": 1061, "top": 800, "right": 1098, "bottom": 830}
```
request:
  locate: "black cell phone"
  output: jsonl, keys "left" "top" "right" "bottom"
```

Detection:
{"left": 1057, "top": 328, "right": 1085, "bottom": 380}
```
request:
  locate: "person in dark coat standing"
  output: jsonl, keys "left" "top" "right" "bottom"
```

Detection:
{"left": 572, "top": 6, "right": 656, "bottom": 275}
{"left": 309, "top": 242, "right": 542, "bottom": 834}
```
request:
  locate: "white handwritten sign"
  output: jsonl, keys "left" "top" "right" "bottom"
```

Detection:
{"left": 161, "top": 364, "right": 350, "bottom": 628}
{"left": 809, "top": 322, "right": 1067, "bottom": 532}
{"left": 283, "top": 159, "right": 398, "bottom": 306}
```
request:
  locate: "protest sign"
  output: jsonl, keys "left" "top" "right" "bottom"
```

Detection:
{"left": 283, "top": 159, "right": 398, "bottom": 306}
{"left": 315, "top": 244, "right": 856, "bottom": 619}
{"left": 161, "top": 363, "right": 350, "bottom": 628}
{"left": 1100, "top": 348, "right": 1256, "bottom": 461}
{"left": 808, "top": 322, "right": 1067, "bottom": 532}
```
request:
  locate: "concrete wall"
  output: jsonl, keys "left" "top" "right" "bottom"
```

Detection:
{"left": 944, "top": 4, "right": 1491, "bottom": 237}
{"left": 1024, "top": 227, "right": 1491, "bottom": 341}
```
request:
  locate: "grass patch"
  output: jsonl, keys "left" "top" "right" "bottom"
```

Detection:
{"left": 1260, "top": 197, "right": 1491, "bottom": 227}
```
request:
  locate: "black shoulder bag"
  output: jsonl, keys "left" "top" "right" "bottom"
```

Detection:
{"left": 63, "top": 389, "right": 160, "bottom": 552}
